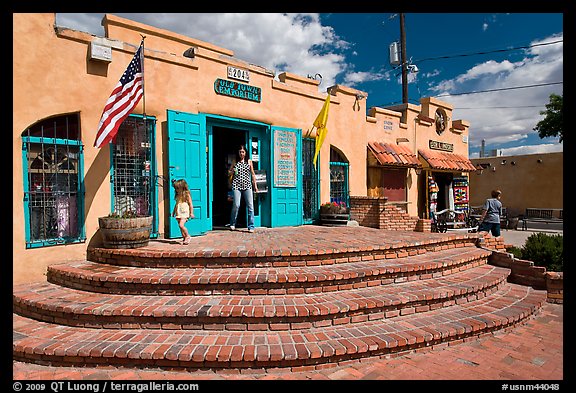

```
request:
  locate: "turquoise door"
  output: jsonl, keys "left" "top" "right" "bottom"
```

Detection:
{"left": 167, "top": 110, "right": 207, "bottom": 237}
{"left": 270, "top": 126, "right": 303, "bottom": 227}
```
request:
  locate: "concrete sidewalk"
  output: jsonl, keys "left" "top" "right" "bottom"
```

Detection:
{"left": 500, "top": 220, "right": 564, "bottom": 248}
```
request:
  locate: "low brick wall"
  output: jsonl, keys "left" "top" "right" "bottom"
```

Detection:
{"left": 477, "top": 232, "right": 563, "bottom": 304}
{"left": 349, "top": 196, "right": 422, "bottom": 231}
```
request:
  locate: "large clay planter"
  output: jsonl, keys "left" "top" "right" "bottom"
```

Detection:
{"left": 98, "top": 216, "right": 152, "bottom": 249}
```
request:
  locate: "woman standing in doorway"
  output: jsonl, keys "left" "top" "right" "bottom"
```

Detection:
{"left": 228, "top": 145, "right": 259, "bottom": 232}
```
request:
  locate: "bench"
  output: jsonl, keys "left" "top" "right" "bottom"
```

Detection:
{"left": 470, "top": 205, "right": 508, "bottom": 229}
{"left": 521, "top": 208, "right": 563, "bottom": 231}
{"left": 431, "top": 209, "right": 478, "bottom": 233}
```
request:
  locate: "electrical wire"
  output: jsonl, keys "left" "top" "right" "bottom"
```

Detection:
{"left": 434, "top": 81, "right": 562, "bottom": 97}
{"left": 413, "top": 39, "right": 563, "bottom": 64}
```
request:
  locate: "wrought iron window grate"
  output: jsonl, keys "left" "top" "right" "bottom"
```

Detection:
{"left": 302, "top": 138, "right": 319, "bottom": 221}
{"left": 329, "top": 148, "right": 349, "bottom": 207}
{"left": 23, "top": 114, "right": 82, "bottom": 246}
{"left": 112, "top": 117, "right": 152, "bottom": 217}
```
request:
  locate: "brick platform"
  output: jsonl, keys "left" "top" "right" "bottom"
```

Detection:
{"left": 13, "top": 226, "right": 548, "bottom": 373}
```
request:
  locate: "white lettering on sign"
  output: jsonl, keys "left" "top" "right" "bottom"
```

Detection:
{"left": 227, "top": 66, "right": 250, "bottom": 83}
{"left": 429, "top": 140, "right": 454, "bottom": 152}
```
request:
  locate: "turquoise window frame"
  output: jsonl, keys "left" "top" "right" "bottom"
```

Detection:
{"left": 329, "top": 161, "right": 350, "bottom": 207}
{"left": 22, "top": 136, "right": 86, "bottom": 249}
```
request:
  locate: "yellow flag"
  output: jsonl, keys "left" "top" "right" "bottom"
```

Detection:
{"left": 312, "top": 93, "right": 330, "bottom": 168}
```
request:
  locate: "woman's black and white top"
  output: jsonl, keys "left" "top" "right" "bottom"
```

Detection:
{"left": 231, "top": 160, "right": 253, "bottom": 190}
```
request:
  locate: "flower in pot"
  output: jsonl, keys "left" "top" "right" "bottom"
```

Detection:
{"left": 320, "top": 201, "right": 349, "bottom": 225}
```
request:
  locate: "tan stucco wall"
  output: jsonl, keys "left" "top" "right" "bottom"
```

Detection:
{"left": 13, "top": 13, "right": 472, "bottom": 284}
{"left": 469, "top": 152, "right": 563, "bottom": 216}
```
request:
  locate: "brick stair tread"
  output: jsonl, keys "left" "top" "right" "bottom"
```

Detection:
{"left": 49, "top": 247, "right": 492, "bottom": 292}
{"left": 13, "top": 284, "right": 547, "bottom": 369}
{"left": 87, "top": 229, "right": 479, "bottom": 267}
{"left": 14, "top": 264, "right": 510, "bottom": 325}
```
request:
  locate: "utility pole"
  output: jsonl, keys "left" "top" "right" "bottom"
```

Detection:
{"left": 400, "top": 13, "right": 408, "bottom": 104}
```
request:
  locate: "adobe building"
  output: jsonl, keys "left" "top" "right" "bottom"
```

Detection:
{"left": 13, "top": 13, "right": 475, "bottom": 284}
{"left": 470, "top": 152, "right": 563, "bottom": 217}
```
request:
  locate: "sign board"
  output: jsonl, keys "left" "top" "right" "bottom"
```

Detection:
{"left": 273, "top": 129, "right": 297, "bottom": 187}
{"left": 214, "top": 79, "right": 261, "bottom": 103}
{"left": 227, "top": 66, "right": 250, "bottom": 82}
{"left": 429, "top": 140, "right": 454, "bottom": 152}
{"left": 254, "top": 170, "right": 268, "bottom": 193}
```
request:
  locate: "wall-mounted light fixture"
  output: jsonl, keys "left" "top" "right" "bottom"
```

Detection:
{"left": 537, "top": 159, "right": 543, "bottom": 163}
{"left": 501, "top": 159, "right": 507, "bottom": 165}
{"left": 183, "top": 48, "right": 195, "bottom": 58}
{"left": 476, "top": 163, "right": 490, "bottom": 175}
{"left": 415, "top": 167, "right": 422, "bottom": 175}
{"left": 511, "top": 161, "right": 516, "bottom": 166}
{"left": 356, "top": 93, "right": 367, "bottom": 101}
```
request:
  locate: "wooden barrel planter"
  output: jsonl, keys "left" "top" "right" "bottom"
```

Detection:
{"left": 320, "top": 212, "right": 349, "bottom": 226}
{"left": 98, "top": 216, "right": 152, "bottom": 249}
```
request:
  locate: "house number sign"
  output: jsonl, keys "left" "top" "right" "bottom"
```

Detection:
{"left": 227, "top": 66, "right": 250, "bottom": 82}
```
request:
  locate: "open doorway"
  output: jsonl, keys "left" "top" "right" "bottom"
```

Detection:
{"left": 434, "top": 172, "right": 453, "bottom": 212}
{"left": 212, "top": 126, "right": 247, "bottom": 228}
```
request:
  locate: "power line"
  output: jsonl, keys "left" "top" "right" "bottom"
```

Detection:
{"left": 455, "top": 105, "right": 547, "bottom": 110}
{"left": 414, "top": 39, "right": 563, "bottom": 64}
{"left": 434, "top": 81, "right": 563, "bottom": 97}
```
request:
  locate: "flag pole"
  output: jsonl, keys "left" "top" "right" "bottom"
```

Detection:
{"left": 139, "top": 35, "right": 147, "bottom": 123}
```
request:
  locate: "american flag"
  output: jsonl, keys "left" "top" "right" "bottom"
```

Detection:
{"left": 94, "top": 42, "right": 144, "bottom": 148}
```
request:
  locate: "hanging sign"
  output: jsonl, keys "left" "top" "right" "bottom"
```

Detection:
{"left": 214, "top": 78, "right": 261, "bottom": 103}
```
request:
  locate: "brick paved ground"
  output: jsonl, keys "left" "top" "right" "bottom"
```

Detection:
{"left": 13, "top": 301, "right": 563, "bottom": 381}
{"left": 12, "top": 226, "right": 565, "bottom": 383}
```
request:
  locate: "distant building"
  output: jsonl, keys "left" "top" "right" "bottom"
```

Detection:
{"left": 470, "top": 152, "right": 563, "bottom": 216}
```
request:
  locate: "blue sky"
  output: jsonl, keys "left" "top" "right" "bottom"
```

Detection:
{"left": 55, "top": 13, "right": 564, "bottom": 158}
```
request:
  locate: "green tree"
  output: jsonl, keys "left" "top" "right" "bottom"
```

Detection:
{"left": 534, "top": 93, "right": 563, "bottom": 142}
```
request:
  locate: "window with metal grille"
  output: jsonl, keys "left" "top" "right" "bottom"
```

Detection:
{"left": 302, "top": 138, "right": 319, "bottom": 222}
{"left": 329, "top": 147, "right": 349, "bottom": 207}
{"left": 22, "top": 114, "right": 85, "bottom": 248}
{"left": 111, "top": 116, "right": 154, "bottom": 218}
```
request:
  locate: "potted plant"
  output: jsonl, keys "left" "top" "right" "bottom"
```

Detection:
{"left": 320, "top": 201, "right": 349, "bottom": 226}
{"left": 98, "top": 209, "right": 152, "bottom": 249}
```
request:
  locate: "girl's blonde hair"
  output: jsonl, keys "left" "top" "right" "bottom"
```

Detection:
{"left": 173, "top": 179, "right": 190, "bottom": 203}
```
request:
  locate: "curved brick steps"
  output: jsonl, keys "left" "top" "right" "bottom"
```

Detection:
{"left": 13, "top": 284, "right": 546, "bottom": 370}
{"left": 14, "top": 264, "right": 510, "bottom": 330}
{"left": 47, "top": 247, "right": 493, "bottom": 295}
{"left": 86, "top": 232, "right": 479, "bottom": 269}
{"left": 13, "top": 227, "right": 547, "bottom": 371}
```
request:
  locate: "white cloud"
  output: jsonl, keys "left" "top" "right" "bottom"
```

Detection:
{"left": 56, "top": 13, "right": 350, "bottom": 89}
{"left": 435, "top": 33, "right": 563, "bottom": 149}
{"left": 470, "top": 142, "right": 563, "bottom": 158}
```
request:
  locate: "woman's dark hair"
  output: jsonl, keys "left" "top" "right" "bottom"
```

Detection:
{"left": 237, "top": 145, "right": 249, "bottom": 162}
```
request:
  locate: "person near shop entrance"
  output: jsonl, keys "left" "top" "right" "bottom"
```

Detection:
{"left": 228, "top": 145, "right": 259, "bottom": 232}
{"left": 172, "top": 179, "right": 195, "bottom": 244}
{"left": 478, "top": 189, "right": 503, "bottom": 237}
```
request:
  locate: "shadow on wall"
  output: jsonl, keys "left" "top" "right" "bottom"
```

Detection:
{"left": 83, "top": 146, "right": 112, "bottom": 220}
